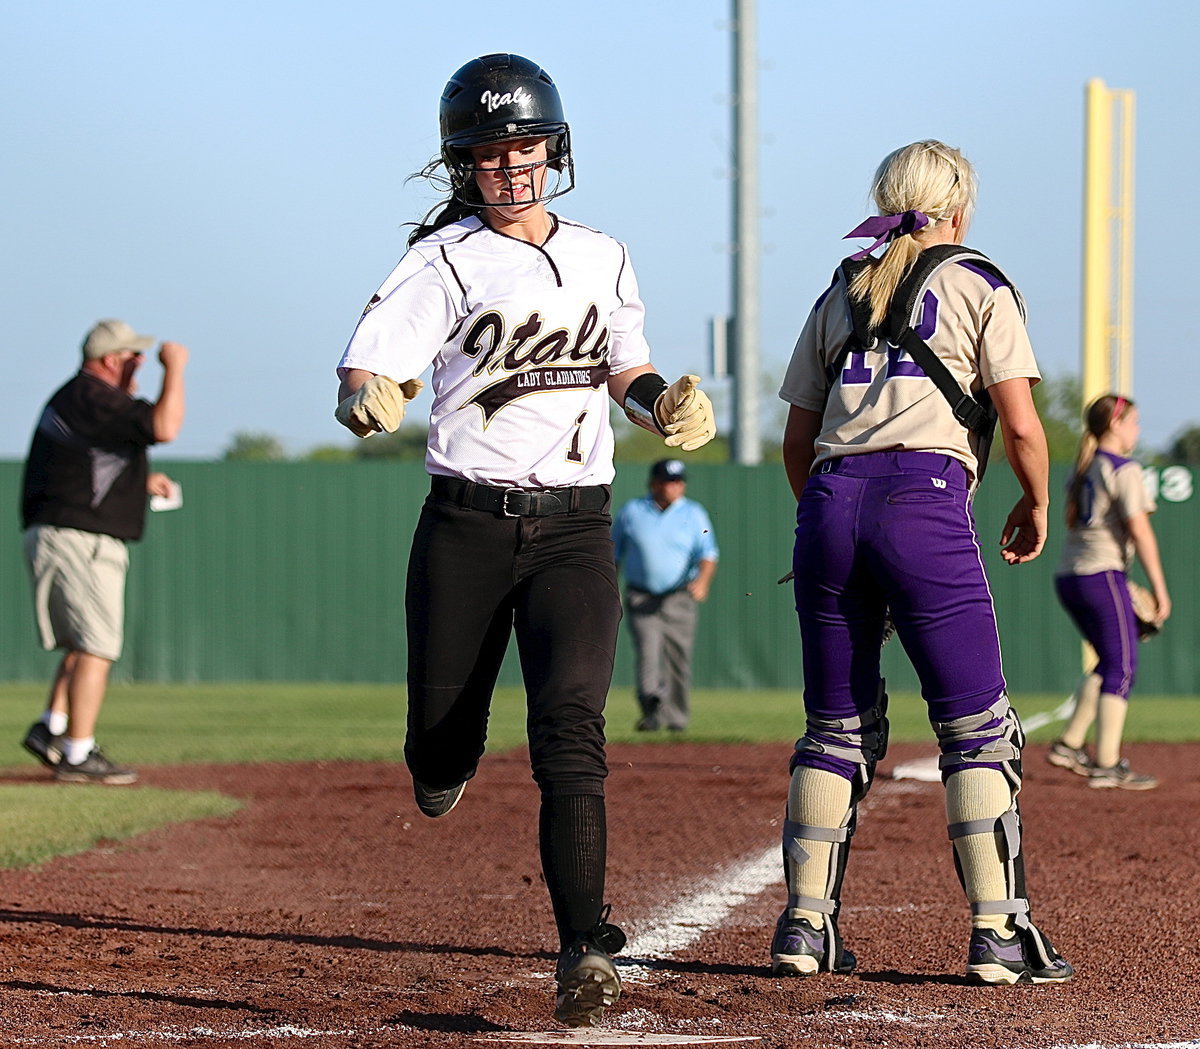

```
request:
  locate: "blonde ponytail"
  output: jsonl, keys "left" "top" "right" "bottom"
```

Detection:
{"left": 848, "top": 140, "right": 977, "bottom": 329}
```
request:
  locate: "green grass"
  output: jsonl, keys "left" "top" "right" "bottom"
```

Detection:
{"left": 1, "top": 682, "right": 1197, "bottom": 871}
{"left": 4, "top": 683, "right": 1199, "bottom": 766}
{"left": 0, "top": 784, "right": 241, "bottom": 869}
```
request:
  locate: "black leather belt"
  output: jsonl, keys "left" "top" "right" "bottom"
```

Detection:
{"left": 431, "top": 476, "right": 610, "bottom": 517}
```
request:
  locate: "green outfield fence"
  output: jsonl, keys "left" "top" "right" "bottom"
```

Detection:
{"left": 1, "top": 460, "right": 1196, "bottom": 694}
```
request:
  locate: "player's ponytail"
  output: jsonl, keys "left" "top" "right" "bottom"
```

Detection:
{"left": 405, "top": 157, "right": 486, "bottom": 247}
{"left": 849, "top": 140, "right": 977, "bottom": 329}
{"left": 1065, "top": 393, "right": 1133, "bottom": 527}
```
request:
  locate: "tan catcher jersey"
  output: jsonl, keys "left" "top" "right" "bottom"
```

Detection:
{"left": 1057, "top": 452, "right": 1155, "bottom": 576}
{"left": 339, "top": 214, "right": 651, "bottom": 488}
{"left": 779, "top": 257, "right": 1041, "bottom": 485}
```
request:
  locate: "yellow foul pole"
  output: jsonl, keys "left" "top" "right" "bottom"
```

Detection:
{"left": 1079, "top": 79, "right": 1136, "bottom": 676}
{"left": 1082, "top": 78, "right": 1113, "bottom": 406}
{"left": 1081, "top": 78, "right": 1136, "bottom": 406}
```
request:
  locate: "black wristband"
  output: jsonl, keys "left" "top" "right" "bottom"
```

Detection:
{"left": 623, "top": 372, "right": 669, "bottom": 434}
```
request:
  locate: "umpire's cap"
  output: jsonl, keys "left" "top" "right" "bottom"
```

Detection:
{"left": 650, "top": 459, "right": 687, "bottom": 483}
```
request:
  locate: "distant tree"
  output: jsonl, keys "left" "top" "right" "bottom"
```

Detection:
{"left": 223, "top": 432, "right": 287, "bottom": 461}
{"left": 304, "top": 444, "right": 355, "bottom": 462}
{"left": 1032, "top": 371, "right": 1083, "bottom": 463}
{"left": 1166, "top": 425, "right": 1200, "bottom": 465}
{"left": 353, "top": 428, "right": 430, "bottom": 460}
{"left": 610, "top": 401, "right": 731, "bottom": 465}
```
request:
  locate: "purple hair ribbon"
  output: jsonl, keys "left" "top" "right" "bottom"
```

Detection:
{"left": 842, "top": 210, "right": 930, "bottom": 260}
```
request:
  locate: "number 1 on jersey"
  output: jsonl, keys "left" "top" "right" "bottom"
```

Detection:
{"left": 567, "top": 411, "right": 588, "bottom": 463}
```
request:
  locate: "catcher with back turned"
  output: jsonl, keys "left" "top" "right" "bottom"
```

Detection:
{"left": 333, "top": 53, "right": 715, "bottom": 1028}
{"left": 774, "top": 140, "right": 1071, "bottom": 986}
{"left": 1048, "top": 393, "right": 1170, "bottom": 789}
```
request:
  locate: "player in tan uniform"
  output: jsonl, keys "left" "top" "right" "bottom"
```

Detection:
{"left": 1049, "top": 394, "right": 1170, "bottom": 788}
{"left": 773, "top": 140, "right": 1072, "bottom": 985}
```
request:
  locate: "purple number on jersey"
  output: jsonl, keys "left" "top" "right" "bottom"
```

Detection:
{"left": 840, "top": 291, "right": 940, "bottom": 386}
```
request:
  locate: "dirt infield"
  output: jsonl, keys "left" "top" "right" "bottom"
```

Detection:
{"left": 1, "top": 741, "right": 1197, "bottom": 1048}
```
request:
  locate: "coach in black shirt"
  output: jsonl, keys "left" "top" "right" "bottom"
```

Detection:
{"left": 20, "top": 319, "right": 188, "bottom": 784}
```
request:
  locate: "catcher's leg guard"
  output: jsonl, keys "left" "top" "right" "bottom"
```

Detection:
{"left": 938, "top": 693, "right": 1025, "bottom": 927}
{"left": 777, "top": 682, "right": 889, "bottom": 974}
{"left": 939, "top": 695, "right": 1070, "bottom": 981}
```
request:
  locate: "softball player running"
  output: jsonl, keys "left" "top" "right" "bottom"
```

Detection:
{"left": 773, "top": 140, "right": 1072, "bottom": 985}
{"left": 1049, "top": 394, "right": 1170, "bottom": 789}
{"left": 334, "top": 53, "right": 714, "bottom": 1028}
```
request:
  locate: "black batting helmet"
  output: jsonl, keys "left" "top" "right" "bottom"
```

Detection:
{"left": 438, "top": 53, "right": 574, "bottom": 203}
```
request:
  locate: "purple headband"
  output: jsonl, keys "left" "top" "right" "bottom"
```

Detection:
{"left": 843, "top": 210, "right": 930, "bottom": 260}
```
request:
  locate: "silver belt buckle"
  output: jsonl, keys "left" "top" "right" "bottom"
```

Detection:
{"left": 500, "top": 488, "right": 524, "bottom": 517}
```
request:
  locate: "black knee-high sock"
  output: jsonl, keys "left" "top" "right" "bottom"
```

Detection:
{"left": 539, "top": 793, "right": 606, "bottom": 949}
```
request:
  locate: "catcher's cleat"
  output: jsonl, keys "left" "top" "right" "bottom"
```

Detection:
{"left": 1088, "top": 759, "right": 1158, "bottom": 791}
{"left": 553, "top": 941, "right": 621, "bottom": 1028}
{"left": 22, "top": 721, "right": 65, "bottom": 769}
{"left": 770, "top": 913, "right": 856, "bottom": 976}
{"left": 412, "top": 779, "right": 466, "bottom": 818}
{"left": 966, "top": 925, "right": 1073, "bottom": 985}
{"left": 1046, "top": 740, "right": 1092, "bottom": 777}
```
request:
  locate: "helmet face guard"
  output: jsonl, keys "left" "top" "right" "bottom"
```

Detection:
{"left": 439, "top": 54, "right": 575, "bottom": 206}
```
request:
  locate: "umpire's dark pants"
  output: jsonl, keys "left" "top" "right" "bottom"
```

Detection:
{"left": 404, "top": 492, "right": 621, "bottom": 797}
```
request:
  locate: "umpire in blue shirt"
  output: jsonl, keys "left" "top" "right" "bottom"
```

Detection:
{"left": 612, "top": 459, "right": 719, "bottom": 731}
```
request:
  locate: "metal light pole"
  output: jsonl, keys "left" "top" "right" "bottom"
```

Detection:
{"left": 730, "top": 0, "right": 761, "bottom": 465}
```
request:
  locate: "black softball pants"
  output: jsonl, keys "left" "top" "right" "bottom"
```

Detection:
{"left": 403, "top": 493, "right": 621, "bottom": 797}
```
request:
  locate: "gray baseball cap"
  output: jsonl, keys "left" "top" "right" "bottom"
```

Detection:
{"left": 81, "top": 319, "right": 155, "bottom": 360}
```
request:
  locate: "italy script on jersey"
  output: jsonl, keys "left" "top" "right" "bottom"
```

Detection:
{"left": 339, "top": 216, "right": 651, "bottom": 488}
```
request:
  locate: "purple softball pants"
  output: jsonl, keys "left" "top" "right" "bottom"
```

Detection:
{"left": 1054, "top": 570, "right": 1137, "bottom": 698}
{"left": 791, "top": 451, "right": 1009, "bottom": 780}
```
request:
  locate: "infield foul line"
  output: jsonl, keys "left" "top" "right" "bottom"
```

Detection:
{"left": 618, "top": 843, "right": 780, "bottom": 982}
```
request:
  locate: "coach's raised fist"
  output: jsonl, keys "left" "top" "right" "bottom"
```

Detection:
{"left": 158, "top": 341, "right": 189, "bottom": 368}
{"left": 655, "top": 374, "right": 716, "bottom": 451}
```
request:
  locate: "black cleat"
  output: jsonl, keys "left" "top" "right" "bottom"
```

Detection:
{"left": 23, "top": 722, "right": 65, "bottom": 769}
{"left": 553, "top": 909, "right": 626, "bottom": 1028}
{"left": 554, "top": 941, "right": 621, "bottom": 1028}
{"left": 412, "top": 780, "right": 466, "bottom": 818}
{"left": 54, "top": 746, "right": 138, "bottom": 785}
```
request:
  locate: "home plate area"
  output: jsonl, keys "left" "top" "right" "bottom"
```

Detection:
{"left": 0, "top": 742, "right": 1197, "bottom": 1048}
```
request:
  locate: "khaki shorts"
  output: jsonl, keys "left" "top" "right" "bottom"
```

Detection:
{"left": 24, "top": 524, "right": 128, "bottom": 662}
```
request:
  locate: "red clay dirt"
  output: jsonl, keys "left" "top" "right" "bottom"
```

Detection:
{"left": 1, "top": 741, "right": 1197, "bottom": 1048}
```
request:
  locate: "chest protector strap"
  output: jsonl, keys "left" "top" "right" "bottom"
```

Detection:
{"left": 827, "top": 244, "right": 1025, "bottom": 482}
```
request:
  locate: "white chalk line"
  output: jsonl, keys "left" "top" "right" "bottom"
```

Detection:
{"left": 1024, "top": 696, "right": 1076, "bottom": 733}
{"left": 618, "top": 844, "right": 779, "bottom": 983}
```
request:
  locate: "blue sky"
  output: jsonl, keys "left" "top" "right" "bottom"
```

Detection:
{"left": 2, "top": 0, "right": 1196, "bottom": 460}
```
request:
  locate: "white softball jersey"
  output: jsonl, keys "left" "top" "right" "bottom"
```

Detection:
{"left": 338, "top": 215, "right": 651, "bottom": 488}
{"left": 1057, "top": 452, "right": 1156, "bottom": 576}
{"left": 779, "top": 259, "right": 1041, "bottom": 484}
